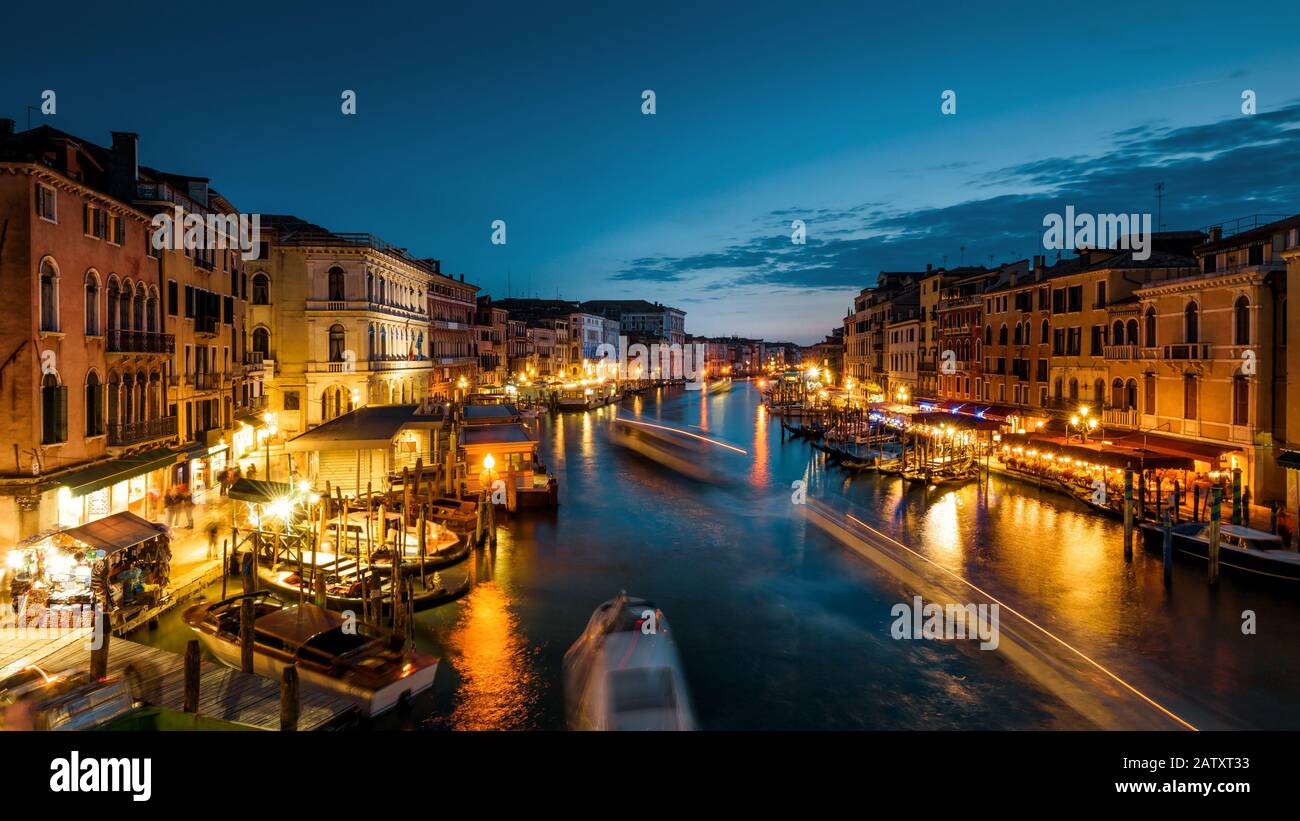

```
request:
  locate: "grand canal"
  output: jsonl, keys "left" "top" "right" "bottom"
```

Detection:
{"left": 141, "top": 382, "right": 1300, "bottom": 730}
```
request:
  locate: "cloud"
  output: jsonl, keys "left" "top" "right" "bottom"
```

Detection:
{"left": 614, "top": 100, "right": 1300, "bottom": 291}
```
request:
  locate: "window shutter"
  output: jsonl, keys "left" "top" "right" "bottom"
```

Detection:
{"left": 56, "top": 386, "right": 69, "bottom": 442}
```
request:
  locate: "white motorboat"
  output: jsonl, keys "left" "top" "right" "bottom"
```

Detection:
{"left": 563, "top": 592, "right": 696, "bottom": 731}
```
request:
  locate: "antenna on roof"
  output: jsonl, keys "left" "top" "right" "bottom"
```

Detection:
{"left": 1154, "top": 182, "right": 1165, "bottom": 232}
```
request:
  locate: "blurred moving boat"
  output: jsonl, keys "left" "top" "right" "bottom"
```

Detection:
{"left": 563, "top": 592, "right": 696, "bottom": 731}
{"left": 184, "top": 592, "right": 438, "bottom": 716}
{"left": 611, "top": 416, "right": 741, "bottom": 484}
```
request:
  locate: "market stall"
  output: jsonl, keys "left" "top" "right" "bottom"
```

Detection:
{"left": 5, "top": 511, "right": 171, "bottom": 626}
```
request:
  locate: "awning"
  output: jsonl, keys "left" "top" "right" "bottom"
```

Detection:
{"left": 1001, "top": 433, "right": 1192, "bottom": 470}
{"left": 228, "top": 478, "right": 296, "bottom": 505}
{"left": 45, "top": 447, "right": 178, "bottom": 497}
{"left": 284, "top": 404, "right": 440, "bottom": 452}
{"left": 62, "top": 511, "right": 168, "bottom": 555}
{"left": 1111, "top": 432, "right": 1237, "bottom": 463}
{"left": 1279, "top": 451, "right": 1300, "bottom": 470}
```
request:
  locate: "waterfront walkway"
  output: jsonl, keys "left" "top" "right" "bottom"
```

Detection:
{"left": 0, "top": 628, "right": 356, "bottom": 730}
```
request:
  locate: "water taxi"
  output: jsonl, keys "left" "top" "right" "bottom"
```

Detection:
{"left": 184, "top": 592, "right": 439, "bottom": 716}
{"left": 562, "top": 592, "right": 696, "bottom": 731}
{"left": 610, "top": 416, "right": 741, "bottom": 484}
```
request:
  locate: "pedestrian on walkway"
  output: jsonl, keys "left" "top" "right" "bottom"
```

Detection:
{"left": 218, "top": 467, "right": 231, "bottom": 497}
{"left": 164, "top": 486, "right": 178, "bottom": 527}
{"left": 206, "top": 521, "right": 219, "bottom": 559}
{"left": 180, "top": 483, "right": 195, "bottom": 528}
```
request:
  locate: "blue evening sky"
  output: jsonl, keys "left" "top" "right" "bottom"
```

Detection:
{"left": 4, "top": 1, "right": 1300, "bottom": 343}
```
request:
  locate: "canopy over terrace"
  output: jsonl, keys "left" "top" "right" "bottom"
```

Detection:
{"left": 284, "top": 405, "right": 445, "bottom": 497}
{"left": 872, "top": 401, "right": 1004, "bottom": 432}
{"left": 61, "top": 511, "right": 168, "bottom": 556}
{"left": 1000, "top": 432, "right": 1192, "bottom": 471}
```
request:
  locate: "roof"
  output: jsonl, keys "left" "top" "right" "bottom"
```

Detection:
{"left": 462, "top": 404, "right": 521, "bottom": 424}
{"left": 285, "top": 405, "right": 441, "bottom": 452}
{"left": 459, "top": 423, "right": 536, "bottom": 448}
{"left": 254, "top": 605, "right": 343, "bottom": 648}
{"left": 228, "top": 478, "right": 296, "bottom": 504}
{"left": 1279, "top": 451, "right": 1300, "bottom": 471}
{"left": 62, "top": 511, "right": 167, "bottom": 555}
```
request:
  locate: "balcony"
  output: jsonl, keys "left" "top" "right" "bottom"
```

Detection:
{"left": 190, "top": 372, "right": 221, "bottom": 391}
{"left": 194, "top": 316, "right": 219, "bottom": 337}
{"left": 431, "top": 318, "right": 468, "bottom": 331}
{"left": 1102, "top": 407, "right": 1140, "bottom": 428}
{"left": 243, "top": 394, "right": 268, "bottom": 412}
{"left": 1162, "top": 342, "right": 1212, "bottom": 360}
{"left": 1103, "top": 344, "right": 1139, "bottom": 361}
{"left": 106, "top": 329, "right": 175, "bottom": 355}
{"left": 108, "top": 416, "right": 178, "bottom": 447}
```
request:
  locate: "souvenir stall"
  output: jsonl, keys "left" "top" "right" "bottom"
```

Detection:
{"left": 5, "top": 511, "right": 171, "bottom": 629}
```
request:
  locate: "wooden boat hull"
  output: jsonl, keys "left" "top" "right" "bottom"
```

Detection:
{"left": 257, "top": 565, "right": 472, "bottom": 613}
{"left": 1138, "top": 524, "right": 1300, "bottom": 583}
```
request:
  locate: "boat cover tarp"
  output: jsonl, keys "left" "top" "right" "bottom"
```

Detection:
{"left": 62, "top": 511, "right": 167, "bottom": 555}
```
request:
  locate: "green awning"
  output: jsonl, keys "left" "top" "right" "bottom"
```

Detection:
{"left": 1279, "top": 450, "right": 1300, "bottom": 470}
{"left": 47, "top": 447, "right": 178, "bottom": 497}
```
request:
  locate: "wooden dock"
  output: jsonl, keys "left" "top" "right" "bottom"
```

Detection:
{"left": 0, "top": 629, "right": 357, "bottom": 730}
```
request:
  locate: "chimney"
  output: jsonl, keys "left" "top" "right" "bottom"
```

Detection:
{"left": 459, "top": 273, "right": 464, "bottom": 282}
{"left": 926, "top": 263, "right": 933, "bottom": 272}
{"left": 108, "top": 131, "right": 139, "bottom": 200}
{"left": 1032, "top": 254, "right": 1045, "bottom": 270}
{"left": 0, "top": 118, "right": 14, "bottom": 137}
{"left": 1208, "top": 226, "right": 1223, "bottom": 243}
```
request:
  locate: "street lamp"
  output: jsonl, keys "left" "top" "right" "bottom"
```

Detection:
{"left": 479, "top": 452, "right": 499, "bottom": 498}
{"left": 1069, "top": 405, "right": 1099, "bottom": 444}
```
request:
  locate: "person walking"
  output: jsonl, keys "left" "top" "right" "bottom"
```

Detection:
{"left": 206, "top": 521, "right": 219, "bottom": 560}
{"left": 163, "top": 486, "right": 177, "bottom": 528}
{"left": 181, "top": 483, "right": 195, "bottom": 529}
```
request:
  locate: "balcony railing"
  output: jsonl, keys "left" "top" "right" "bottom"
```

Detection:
{"left": 243, "top": 394, "right": 268, "bottom": 412}
{"left": 1103, "top": 344, "right": 1139, "bottom": 361}
{"left": 194, "top": 316, "right": 219, "bottom": 336}
{"left": 190, "top": 372, "right": 220, "bottom": 391}
{"left": 106, "top": 329, "right": 175, "bottom": 354}
{"left": 1102, "top": 407, "right": 1140, "bottom": 428}
{"left": 1162, "top": 342, "right": 1212, "bottom": 360}
{"left": 108, "top": 416, "right": 178, "bottom": 446}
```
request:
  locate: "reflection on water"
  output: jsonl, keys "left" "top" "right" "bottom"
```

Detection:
{"left": 136, "top": 381, "right": 1300, "bottom": 729}
{"left": 437, "top": 581, "right": 539, "bottom": 730}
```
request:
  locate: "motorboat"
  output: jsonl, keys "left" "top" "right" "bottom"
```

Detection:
{"left": 562, "top": 592, "right": 696, "bottom": 731}
{"left": 184, "top": 592, "right": 439, "bottom": 716}
{"left": 1138, "top": 521, "right": 1300, "bottom": 583}
{"left": 610, "top": 417, "right": 740, "bottom": 484}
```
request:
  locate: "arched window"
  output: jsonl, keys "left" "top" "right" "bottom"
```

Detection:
{"left": 41, "top": 373, "right": 67, "bottom": 444}
{"left": 106, "top": 278, "right": 120, "bottom": 331}
{"left": 107, "top": 372, "right": 120, "bottom": 429}
{"left": 1184, "top": 302, "right": 1199, "bottom": 344}
{"left": 85, "top": 371, "right": 103, "bottom": 436}
{"left": 132, "top": 283, "right": 146, "bottom": 331}
{"left": 147, "top": 288, "right": 159, "bottom": 332}
{"left": 1054, "top": 377, "right": 1063, "bottom": 400}
{"left": 328, "top": 266, "right": 346, "bottom": 301}
{"left": 117, "top": 279, "right": 131, "bottom": 330}
{"left": 252, "top": 327, "right": 270, "bottom": 359}
{"left": 998, "top": 324, "right": 1008, "bottom": 345}
{"left": 1125, "top": 379, "right": 1138, "bottom": 411}
{"left": 1145, "top": 307, "right": 1157, "bottom": 347}
{"left": 1111, "top": 320, "right": 1124, "bottom": 345}
{"left": 328, "top": 324, "right": 345, "bottom": 361}
{"left": 39, "top": 258, "right": 59, "bottom": 332}
{"left": 1094, "top": 378, "right": 1105, "bottom": 405}
{"left": 252, "top": 273, "right": 270, "bottom": 305}
{"left": 1233, "top": 375, "right": 1249, "bottom": 425}
{"left": 1126, "top": 318, "right": 1138, "bottom": 346}
{"left": 983, "top": 325, "right": 992, "bottom": 345}
{"left": 1111, "top": 378, "right": 1124, "bottom": 409}
{"left": 1041, "top": 319, "right": 1050, "bottom": 344}
{"left": 1234, "top": 296, "right": 1250, "bottom": 345}
{"left": 366, "top": 271, "right": 374, "bottom": 301}
{"left": 1068, "top": 378, "right": 1079, "bottom": 401}
{"left": 84, "top": 271, "right": 100, "bottom": 335}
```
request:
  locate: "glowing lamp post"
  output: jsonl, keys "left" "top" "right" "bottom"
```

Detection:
{"left": 1069, "top": 405, "right": 1099, "bottom": 444}
{"left": 479, "top": 453, "right": 499, "bottom": 499}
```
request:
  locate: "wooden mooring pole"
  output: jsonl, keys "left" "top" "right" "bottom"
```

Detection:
{"left": 1123, "top": 468, "right": 1134, "bottom": 560}
{"left": 1162, "top": 507, "right": 1173, "bottom": 589}
{"left": 184, "top": 639, "right": 201, "bottom": 713}
{"left": 280, "top": 663, "right": 299, "bottom": 731}
{"left": 1209, "top": 485, "right": 1222, "bottom": 586}
{"left": 239, "top": 595, "right": 255, "bottom": 674}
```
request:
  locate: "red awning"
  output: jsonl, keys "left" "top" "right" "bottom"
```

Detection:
{"left": 1111, "top": 432, "right": 1237, "bottom": 463}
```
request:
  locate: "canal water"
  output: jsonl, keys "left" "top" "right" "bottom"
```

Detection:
{"left": 140, "top": 382, "right": 1300, "bottom": 729}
